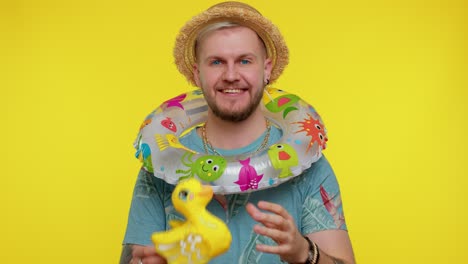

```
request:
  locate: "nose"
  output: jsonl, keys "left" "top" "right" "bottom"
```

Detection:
{"left": 222, "top": 63, "right": 240, "bottom": 82}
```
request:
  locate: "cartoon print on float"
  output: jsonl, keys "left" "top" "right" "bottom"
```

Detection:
{"left": 162, "top": 93, "right": 187, "bottom": 110}
{"left": 155, "top": 134, "right": 196, "bottom": 154}
{"left": 139, "top": 118, "right": 153, "bottom": 131}
{"left": 161, "top": 117, "right": 177, "bottom": 132}
{"left": 263, "top": 88, "right": 300, "bottom": 119}
{"left": 176, "top": 152, "right": 227, "bottom": 182}
{"left": 234, "top": 158, "right": 264, "bottom": 191}
{"left": 295, "top": 113, "right": 328, "bottom": 153}
{"left": 267, "top": 144, "right": 299, "bottom": 178}
{"left": 135, "top": 135, "right": 153, "bottom": 173}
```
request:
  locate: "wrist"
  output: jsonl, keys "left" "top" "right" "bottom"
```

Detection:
{"left": 295, "top": 236, "right": 310, "bottom": 263}
{"left": 297, "top": 236, "right": 320, "bottom": 264}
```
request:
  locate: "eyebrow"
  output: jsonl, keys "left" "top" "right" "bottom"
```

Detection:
{"left": 203, "top": 53, "right": 259, "bottom": 62}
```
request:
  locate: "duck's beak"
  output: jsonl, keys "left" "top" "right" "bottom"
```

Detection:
{"left": 198, "top": 185, "right": 213, "bottom": 198}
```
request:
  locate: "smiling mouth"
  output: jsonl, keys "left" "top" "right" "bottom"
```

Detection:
{"left": 220, "top": 88, "right": 246, "bottom": 94}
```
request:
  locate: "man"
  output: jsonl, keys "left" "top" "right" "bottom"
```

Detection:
{"left": 121, "top": 2, "right": 355, "bottom": 264}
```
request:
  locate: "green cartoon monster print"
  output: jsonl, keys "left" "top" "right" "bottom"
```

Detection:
{"left": 176, "top": 152, "right": 227, "bottom": 182}
{"left": 267, "top": 143, "right": 299, "bottom": 178}
{"left": 265, "top": 94, "right": 300, "bottom": 119}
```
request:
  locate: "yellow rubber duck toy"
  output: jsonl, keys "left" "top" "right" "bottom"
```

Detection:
{"left": 152, "top": 178, "right": 232, "bottom": 264}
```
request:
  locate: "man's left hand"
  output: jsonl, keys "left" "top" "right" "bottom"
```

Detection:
{"left": 246, "top": 201, "right": 309, "bottom": 263}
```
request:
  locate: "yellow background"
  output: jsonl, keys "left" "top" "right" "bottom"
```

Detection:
{"left": 1, "top": 0, "right": 466, "bottom": 263}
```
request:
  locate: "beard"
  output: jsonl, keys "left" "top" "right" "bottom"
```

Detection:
{"left": 204, "top": 87, "right": 264, "bottom": 122}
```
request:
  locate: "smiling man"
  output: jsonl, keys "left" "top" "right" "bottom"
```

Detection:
{"left": 194, "top": 25, "right": 270, "bottom": 124}
{"left": 120, "top": 2, "right": 355, "bottom": 264}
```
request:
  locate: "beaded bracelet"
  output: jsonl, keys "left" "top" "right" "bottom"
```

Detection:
{"left": 303, "top": 236, "right": 320, "bottom": 264}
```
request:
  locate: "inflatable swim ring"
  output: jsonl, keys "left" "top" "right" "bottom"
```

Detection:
{"left": 134, "top": 87, "right": 328, "bottom": 194}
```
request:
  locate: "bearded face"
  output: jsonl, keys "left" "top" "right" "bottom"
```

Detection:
{"left": 194, "top": 26, "right": 272, "bottom": 122}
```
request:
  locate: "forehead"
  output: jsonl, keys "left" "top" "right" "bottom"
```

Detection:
{"left": 196, "top": 26, "right": 266, "bottom": 59}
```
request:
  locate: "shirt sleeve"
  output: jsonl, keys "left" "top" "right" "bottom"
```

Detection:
{"left": 122, "top": 168, "right": 169, "bottom": 246}
{"left": 300, "top": 155, "right": 348, "bottom": 234}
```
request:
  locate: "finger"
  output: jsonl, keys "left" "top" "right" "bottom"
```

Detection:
{"left": 258, "top": 212, "right": 289, "bottom": 230}
{"left": 256, "top": 243, "right": 292, "bottom": 255}
{"left": 132, "top": 246, "right": 144, "bottom": 258}
{"left": 246, "top": 203, "right": 287, "bottom": 229}
{"left": 130, "top": 258, "right": 144, "bottom": 264}
{"left": 256, "top": 201, "right": 294, "bottom": 230}
{"left": 132, "top": 245, "right": 166, "bottom": 264}
{"left": 142, "top": 246, "right": 157, "bottom": 256}
{"left": 257, "top": 201, "right": 293, "bottom": 221}
{"left": 142, "top": 255, "right": 167, "bottom": 264}
{"left": 246, "top": 202, "right": 261, "bottom": 219}
{"left": 253, "top": 224, "right": 289, "bottom": 243}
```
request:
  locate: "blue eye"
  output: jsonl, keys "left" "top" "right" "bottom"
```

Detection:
{"left": 211, "top": 60, "right": 221, "bottom": 65}
{"left": 240, "top": 59, "right": 250, "bottom": 65}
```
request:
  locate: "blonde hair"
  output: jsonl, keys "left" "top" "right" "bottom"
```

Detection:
{"left": 194, "top": 21, "right": 267, "bottom": 60}
{"left": 197, "top": 21, "right": 240, "bottom": 43}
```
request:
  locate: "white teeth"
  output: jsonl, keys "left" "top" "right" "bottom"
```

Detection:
{"left": 222, "top": 89, "right": 242, "bottom": 93}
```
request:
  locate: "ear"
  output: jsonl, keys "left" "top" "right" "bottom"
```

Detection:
{"left": 263, "top": 58, "right": 273, "bottom": 80}
{"left": 193, "top": 64, "right": 202, "bottom": 87}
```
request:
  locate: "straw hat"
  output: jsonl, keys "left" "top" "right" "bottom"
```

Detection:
{"left": 174, "top": 1, "right": 289, "bottom": 86}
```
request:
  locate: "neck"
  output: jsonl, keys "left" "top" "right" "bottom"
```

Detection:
{"left": 201, "top": 109, "right": 268, "bottom": 150}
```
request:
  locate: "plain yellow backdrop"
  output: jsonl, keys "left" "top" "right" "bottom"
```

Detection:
{"left": 1, "top": 0, "right": 466, "bottom": 263}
